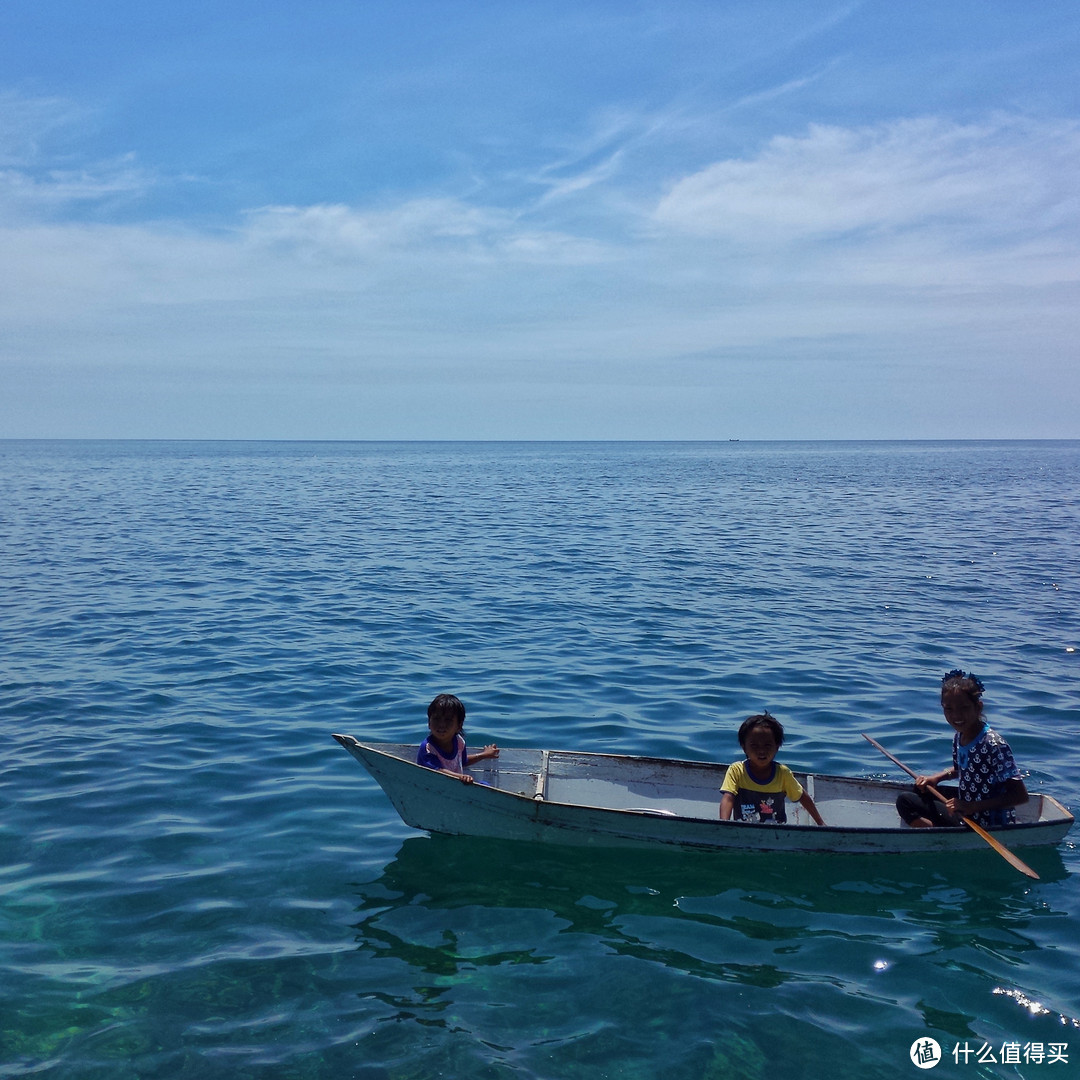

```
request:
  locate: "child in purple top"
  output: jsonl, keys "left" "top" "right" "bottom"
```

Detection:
{"left": 416, "top": 693, "right": 499, "bottom": 784}
{"left": 896, "top": 670, "right": 1028, "bottom": 829}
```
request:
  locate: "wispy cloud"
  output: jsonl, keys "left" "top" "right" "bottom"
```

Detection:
{"left": 0, "top": 90, "right": 154, "bottom": 215}
{"left": 240, "top": 198, "right": 610, "bottom": 266}
{"left": 0, "top": 90, "right": 86, "bottom": 166}
{"left": 654, "top": 116, "right": 1080, "bottom": 256}
{"left": 0, "top": 157, "right": 152, "bottom": 214}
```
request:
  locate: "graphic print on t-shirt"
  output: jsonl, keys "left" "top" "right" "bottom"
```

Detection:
{"left": 735, "top": 788, "right": 787, "bottom": 824}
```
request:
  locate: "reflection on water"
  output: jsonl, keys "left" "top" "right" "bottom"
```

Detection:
{"left": 342, "top": 835, "right": 1072, "bottom": 1078}
{"left": 359, "top": 833, "right": 1068, "bottom": 928}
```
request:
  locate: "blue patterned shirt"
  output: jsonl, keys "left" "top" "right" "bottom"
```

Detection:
{"left": 953, "top": 725, "right": 1021, "bottom": 827}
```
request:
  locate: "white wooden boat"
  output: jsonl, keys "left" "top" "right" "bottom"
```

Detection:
{"left": 332, "top": 736, "right": 1074, "bottom": 855}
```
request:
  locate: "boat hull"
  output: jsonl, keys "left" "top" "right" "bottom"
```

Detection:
{"left": 332, "top": 737, "right": 1074, "bottom": 855}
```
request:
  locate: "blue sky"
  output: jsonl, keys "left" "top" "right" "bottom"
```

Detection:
{"left": 3, "top": 1, "right": 1079, "bottom": 438}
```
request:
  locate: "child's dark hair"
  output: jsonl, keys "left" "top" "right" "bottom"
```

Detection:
{"left": 737, "top": 712, "right": 785, "bottom": 749}
{"left": 940, "top": 669, "right": 984, "bottom": 712}
{"left": 428, "top": 693, "right": 466, "bottom": 725}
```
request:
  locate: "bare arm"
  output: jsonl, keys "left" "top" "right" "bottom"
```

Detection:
{"left": 915, "top": 766, "right": 957, "bottom": 791}
{"left": 719, "top": 792, "right": 735, "bottom": 820}
{"left": 799, "top": 791, "right": 825, "bottom": 826}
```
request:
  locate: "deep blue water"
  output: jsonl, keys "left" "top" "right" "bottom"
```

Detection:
{"left": 2, "top": 440, "right": 1078, "bottom": 1080}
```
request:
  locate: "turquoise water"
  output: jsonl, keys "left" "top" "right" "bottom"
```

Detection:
{"left": 2, "top": 440, "right": 1078, "bottom": 1079}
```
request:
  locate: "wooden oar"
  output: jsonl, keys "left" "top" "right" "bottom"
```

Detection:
{"left": 862, "top": 733, "right": 1039, "bottom": 880}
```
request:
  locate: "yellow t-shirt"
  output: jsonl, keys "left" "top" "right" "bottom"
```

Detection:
{"left": 721, "top": 761, "right": 804, "bottom": 824}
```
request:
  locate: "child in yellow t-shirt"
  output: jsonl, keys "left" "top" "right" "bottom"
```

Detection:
{"left": 719, "top": 713, "right": 825, "bottom": 825}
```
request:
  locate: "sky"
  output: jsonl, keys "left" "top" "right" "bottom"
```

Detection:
{"left": 2, "top": 1, "right": 1079, "bottom": 439}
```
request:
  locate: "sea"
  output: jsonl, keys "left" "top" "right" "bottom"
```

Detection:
{"left": 2, "top": 439, "right": 1079, "bottom": 1080}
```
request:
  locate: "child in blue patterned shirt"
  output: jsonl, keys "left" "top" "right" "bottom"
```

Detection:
{"left": 896, "top": 670, "right": 1028, "bottom": 828}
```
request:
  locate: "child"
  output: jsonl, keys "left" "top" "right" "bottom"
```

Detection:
{"left": 719, "top": 712, "right": 825, "bottom": 825}
{"left": 896, "top": 669, "right": 1028, "bottom": 828}
{"left": 416, "top": 693, "right": 499, "bottom": 785}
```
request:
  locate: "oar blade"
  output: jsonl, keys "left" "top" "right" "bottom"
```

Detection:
{"left": 959, "top": 814, "right": 1040, "bottom": 879}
